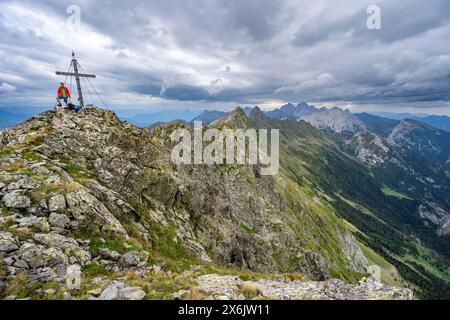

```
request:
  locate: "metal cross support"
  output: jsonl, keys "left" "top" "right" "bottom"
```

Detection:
{"left": 55, "top": 52, "right": 96, "bottom": 108}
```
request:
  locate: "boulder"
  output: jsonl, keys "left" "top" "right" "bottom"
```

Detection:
{"left": 48, "top": 194, "right": 66, "bottom": 212}
{"left": 119, "top": 250, "right": 149, "bottom": 268}
{"left": 18, "top": 216, "right": 50, "bottom": 232}
{"left": 120, "top": 287, "right": 146, "bottom": 300}
{"left": 98, "top": 285, "right": 120, "bottom": 300}
{"left": 13, "top": 259, "right": 30, "bottom": 269}
{"left": 48, "top": 213, "right": 71, "bottom": 229}
{"left": 87, "top": 287, "right": 103, "bottom": 297}
{"left": 6, "top": 178, "right": 39, "bottom": 191}
{"left": 99, "top": 248, "right": 121, "bottom": 261}
{"left": 0, "top": 232, "right": 20, "bottom": 253}
{"left": 2, "top": 191, "right": 31, "bottom": 208}
{"left": 19, "top": 243, "right": 45, "bottom": 269}
{"left": 65, "top": 189, "right": 128, "bottom": 237}
{"left": 33, "top": 233, "right": 91, "bottom": 265}
{"left": 97, "top": 283, "right": 146, "bottom": 300}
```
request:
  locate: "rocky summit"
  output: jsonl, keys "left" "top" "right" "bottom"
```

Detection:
{"left": 0, "top": 106, "right": 411, "bottom": 300}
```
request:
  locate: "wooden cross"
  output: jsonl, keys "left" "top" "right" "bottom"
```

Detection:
{"left": 55, "top": 52, "right": 96, "bottom": 108}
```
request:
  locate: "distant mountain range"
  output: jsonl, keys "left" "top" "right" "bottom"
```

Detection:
{"left": 0, "top": 107, "right": 48, "bottom": 129}
{"left": 265, "top": 102, "right": 322, "bottom": 119}
{"left": 370, "top": 112, "right": 450, "bottom": 132}
{"left": 119, "top": 109, "right": 200, "bottom": 127}
{"left": 1, "top": 103, "right": 450, "bottom": 132}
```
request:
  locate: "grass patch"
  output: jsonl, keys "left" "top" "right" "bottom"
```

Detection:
{"left": 2, "top": 161, "right": 24, "bottom": 172}
{"left": 42, "top": 125, "right": 53, "bottom": 134}
{"left": 3, "top": 274, "right": 40, "bottom": 299}
{"left": 21, "top": 149, "right": 42, "bottom": 161}
{"left": 237, "top": 282, "right": 262, "bottom": 299}
{"left": 148, "top": 223, "right": 191, "bottom": 260}
{"left": 0, "top": 146, "right": 15, "bottom": 157}
{"left": 143, "top": 272, "right": 196, "bottom": 299}
{"left": 0, "top": 258, "right": 5, "bottom": 278}
{"left": 381, "top": 186, "right": 413, "bottom": 200}
{"left": 29, "top": 181, "right": 78, "bottom": 202}
{"left": 24, "top": 134, "right": 43, "bottom": 146}
{"left": 82, "top": 262, "right": 113, "bottom": 277}
{"left": 70, "top": 230, "right": 141, "bottom": 255}
{"left": 8, "top": 227, "right": 33, "bottom": 241}
{"left": 239, "top": 222, "right": 256, "bottom": 235}
{"left": 53, "top": 156, "right": 93, "bottom": 181}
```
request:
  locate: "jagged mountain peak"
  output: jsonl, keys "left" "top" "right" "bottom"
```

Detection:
{"left": 266, "top": 102, "right": 318, "bottom": 120}
{"left": 299, "top": 107, "right": 366, "bottom": 134}
{"left": 191, "top": 109, "right": 226, "bottom": 124}
{"left": 209, "top": 106, "right": 250, "bottom": 128}
{"left": 388, "top": 116, "right": 450, "bottom": 163}
{"left": 249, "top": 106, "right": 266, "bottom": 119}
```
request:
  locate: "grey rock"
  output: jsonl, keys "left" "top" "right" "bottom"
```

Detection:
{"left": 63, "top": 292, "right": 72, "bottom": 300}
{"left": 195, "top": 274, "right": 413, "bottom": 300}
{"left": 2, "top": 191, "right": 31, "bottom": 208}
{"left": 172, "top": 289, "right": 190, "bottom": 300}
{"left": 98, "top": 286, "right": 120, "bottom": 300}
{"left": 65, "top": 189, "right": 128, "bottom": 237}
{"left": 48, "top": 213, "right": 71, "bottom": 229}
{"left": 44, "top": 288, "right": 56, "bottom": 295}
{"left": 18, "top": 216, "right": 50, "bottom": 232}
{"left": 299, "top": 108, "right": 366, "bottom": 134}
{"left": 0, "top": 232, "right": 20, "bottom": 253}
{"left": 3, "top": 257, "right": 14, "bottom": 266}
{"left": 33, "top": 267, "right": 59, "bottom": 282}
{"left": 20, "top": 243, "right": 45, "bottom": 269}
{"left": 110, "top": 281, "right": 126, "bottom": 289}
{"left": 33, "top": 233, "right": 91, "bottom": 265}
{"left": 27, "top": 204, "right": 49, "bottom": 217}
{"left": 7, "top": 177, "right": 39, "bottom": 190}
{"left": 48, "top": 194, "right": 66, "bottom": 212}
{"left": 119, "top": 250, "right": 149, "bottom": 268}
{"left": 99, "top": 248, "right": 121, "bottom": 261}
{"left": 13, "top": 259, "right": 30, "bottom": 269}
{"left": 119, "top": 287, "right": 146, "bottom": 300}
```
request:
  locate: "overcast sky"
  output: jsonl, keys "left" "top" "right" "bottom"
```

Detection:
{"left": 1, "top": 0, "right": 450, "bottom": 114}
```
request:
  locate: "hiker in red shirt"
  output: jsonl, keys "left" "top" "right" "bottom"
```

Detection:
{"left": 57, "top": 82, "right": 71, "bottom": 109}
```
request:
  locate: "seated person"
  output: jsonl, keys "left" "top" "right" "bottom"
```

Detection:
{"left": 57, "top": 82, "right": 71, "bottom": 108}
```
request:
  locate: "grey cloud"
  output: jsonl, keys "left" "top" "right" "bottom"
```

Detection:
{"left": 161, "top": 85, "right": 211, "bottom": 101}
{"left": 0, "top": 0, "right": 449, "bottom": 114}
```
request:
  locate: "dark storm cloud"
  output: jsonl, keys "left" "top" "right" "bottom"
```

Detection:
{"left": 161, "top": 85, "right": 211, "bottom": 101}
{"left": 0, "top": 0, "right": 449, "bottom": 113}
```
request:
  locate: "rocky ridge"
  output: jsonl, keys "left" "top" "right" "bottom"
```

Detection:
{"left": 0, "top": 106, "right": 411, "bottom": 300}
{"left": 193, "top": 274, "right": 412, "bottom": 300}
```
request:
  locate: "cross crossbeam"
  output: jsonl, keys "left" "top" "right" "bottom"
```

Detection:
{"left": 55, "top": 71, "right": 96, "bottom": 78}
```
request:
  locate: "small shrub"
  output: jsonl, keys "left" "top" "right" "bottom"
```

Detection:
{"left": 238, "top": 282, "right": 262, "bottom": 299}
{"left": 4, "top": 274, "right": 40, "bottom": 299}
{"left": 282, "top": 273, "right": 305, "bottom": 281}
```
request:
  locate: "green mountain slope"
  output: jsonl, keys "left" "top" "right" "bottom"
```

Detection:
{"left": 245, "top": 109, "right": 450, "bottom": 298}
